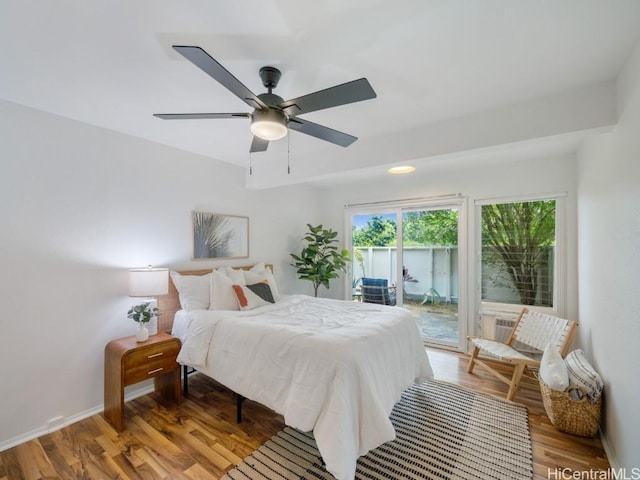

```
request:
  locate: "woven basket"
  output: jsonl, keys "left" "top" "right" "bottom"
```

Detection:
{"left": 539, "top": 377, "right": 602, "bottom": 437}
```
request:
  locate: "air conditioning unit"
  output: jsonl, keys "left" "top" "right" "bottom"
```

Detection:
{"left": 480, "top": 310, "right": 519, "bottom": 340}
{"left": 494, "top": 317, "right": 515, "bottom": 343}
{"left": 479, "top": 309, "right": 540, "bottom": 356}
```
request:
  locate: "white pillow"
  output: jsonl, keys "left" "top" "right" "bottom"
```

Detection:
{"left": 210, "top": 269, "right": 240, "bottom": 310}
{"left": 251, "top": 261, "right": 267, "bottom": 271}
{"left": 169, "top": 271, "right": 211, "bottom": 310}
{"left": 244, "top": 270, "right": 266, "bottom": 285}
{"left": 539, "top": 344, "right": 569, "bottom": 392}
{"left": 565, "top": 349, "right": 603, "bottom": 403}
{"left": 249, "top": 263, "right": 281, "bottom": 300}
{"left": 224, "top": 266, "right": 246, "bottom": 285}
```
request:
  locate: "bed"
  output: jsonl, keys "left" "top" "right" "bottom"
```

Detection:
{"left": 158, "top": 265, "right": 433, "bottom": 480}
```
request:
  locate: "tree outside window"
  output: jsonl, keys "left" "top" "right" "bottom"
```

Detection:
{"left": 481, "top": 200, "right": 556, "bottom": 307}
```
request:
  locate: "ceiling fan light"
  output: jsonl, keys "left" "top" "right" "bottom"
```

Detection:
{"left": 251, "top": 121, "right": 287, "bottom": 141}
{"left": 250, "top": 109, "right": 288, "bottom": 141}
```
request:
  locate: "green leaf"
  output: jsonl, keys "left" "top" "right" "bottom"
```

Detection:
{"left": 128, "top": 302, "right": 157, "bottom": 323}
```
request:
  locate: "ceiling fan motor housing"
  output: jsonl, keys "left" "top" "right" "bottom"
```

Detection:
{"left": 257, "top": 92, "right": 285, "bottom": 108}
{"left": 259, "top": 66, "right": 282, "bottom": 92}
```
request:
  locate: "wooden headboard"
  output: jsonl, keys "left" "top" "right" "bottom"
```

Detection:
{"left": 156, "top": 264, "right": 272, "bottom": 333}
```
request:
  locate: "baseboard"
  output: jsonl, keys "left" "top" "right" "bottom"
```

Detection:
{"left": 0, "top": 384, "right": 154, "bottom": 453}
{"left": 598, "top": 426, "right": 619, "bottom": 470}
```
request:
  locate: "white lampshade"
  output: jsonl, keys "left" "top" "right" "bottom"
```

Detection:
{"left": 128, "top": 267, "right": 169, "bottom": 297}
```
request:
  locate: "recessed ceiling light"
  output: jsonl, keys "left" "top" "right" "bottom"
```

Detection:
{"left": 388, "top": 166, "right": 416, "bottom": 175}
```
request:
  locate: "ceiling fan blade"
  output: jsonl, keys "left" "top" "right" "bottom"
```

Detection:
{"left": 288, "top": 118, "right": 357, "bottom": 147}
{"left": 173, "top": 46, "right": 267, "bottom": 110}
{"left": 250, "top": 136, "right": 269, "bottom": 153}
{"left": 279, "top": 78, "right": 376, "bottom": 117}
{"left": 153, "top": 113, "right": 250, "bottom": 120}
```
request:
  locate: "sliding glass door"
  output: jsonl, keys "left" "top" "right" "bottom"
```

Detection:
{"left": 401, "top": 208, "right": 459, "bottom": 345}
{"left": 348, "top": 200, "right": 465, "bottom": 349}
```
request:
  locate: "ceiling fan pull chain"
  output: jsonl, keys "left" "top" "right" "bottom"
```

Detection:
{"left": 287, "top": 128, "right": 291, "bottom": 175}
{"left": 249, "top": 152, "right": 253, "bottom": 175}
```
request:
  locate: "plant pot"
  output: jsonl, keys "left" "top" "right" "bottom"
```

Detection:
{"left": 136, "top": 323, "right": 149, "bottom": 342}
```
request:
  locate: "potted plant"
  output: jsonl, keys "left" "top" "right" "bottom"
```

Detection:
{"left": 290, "top": 224, "right": 351, "bottom": 297}
{"left": 127, "top": 302, "right": 159, "bottom": 342}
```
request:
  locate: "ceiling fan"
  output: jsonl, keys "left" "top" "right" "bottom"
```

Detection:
{"left": 154, "top": 46, "right": 377, "bottom": 153}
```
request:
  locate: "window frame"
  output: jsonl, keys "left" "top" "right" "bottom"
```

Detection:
{"left": 475, "top": 192, "right": 567, "bottom": 318}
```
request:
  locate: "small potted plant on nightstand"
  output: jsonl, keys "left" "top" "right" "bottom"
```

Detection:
{"left": 127, "top": 302, "right": 159, "bottom": 342}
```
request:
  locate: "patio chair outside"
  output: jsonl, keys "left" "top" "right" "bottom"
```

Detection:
{"left": 361, "top": 277, "right": 396, "bottom": 305}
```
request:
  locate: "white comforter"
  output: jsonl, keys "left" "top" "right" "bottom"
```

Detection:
{"left": 173, "top": 295, "right": 433, "bottom": 480}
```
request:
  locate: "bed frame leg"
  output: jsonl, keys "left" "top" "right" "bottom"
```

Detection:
{"left": 236, "top": 394, "right": 245, "bottom": 423}
{"left": 182, "top": 365, "right": 189, "bottom": 396}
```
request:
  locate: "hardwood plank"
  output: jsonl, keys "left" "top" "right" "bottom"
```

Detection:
{"left": 128, "top": 415, "right": 194, "bottom": 472}
{"left": 184, "top": 463, "right": 220, "bottom": 480}
{"left": 0, "top": 449, "right": 24, "bottom": 480}
{"left": 133, "top": 446, "right": 172, "bottom": 477}
{"left": 85, "top": 451, "right": 132, "bottom": 480}
{"left": 110, "top": 452, "right": 149, "bottom": 479}
{"left": 15, "top": 441, "right": 55, "bottom": 480}
{"left": 0, "top": 452, "right": 6, "bottom": 479}
{"left": 190, "top": 430, "right": 243, "bottom": 465}
{"left": 0, "top": 347, "right": 610, "bottom": 479}
{"left": 38, "top": 434, "right": 78, "bottom": 480}
{"left": 178, "top": 432, "right": 233, "bottom": 477}
{"left": 93, "top": 434, "right": 122, "bottom": 459}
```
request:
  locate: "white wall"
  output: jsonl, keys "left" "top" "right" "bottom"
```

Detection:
{"left": 576, "top": 41, "right": 640, "bottom": 468}
{"left": 0, "top": 99, "right": 321, "bottom": 448}
{"left": 319, "top": 152, "right": 579, "bottom": 335}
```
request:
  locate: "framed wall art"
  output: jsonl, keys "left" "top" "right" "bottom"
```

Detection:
{"left": 192, "top": 211, "right": 249, "bottom": 259}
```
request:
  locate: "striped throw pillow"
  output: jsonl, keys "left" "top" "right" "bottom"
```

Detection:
{"left": 565, "top": 349, "right": 603, "bottom": 403}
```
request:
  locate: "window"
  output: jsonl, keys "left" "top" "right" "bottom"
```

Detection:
{"left": 479, "top": 198, "right": 558, "bottom": 308}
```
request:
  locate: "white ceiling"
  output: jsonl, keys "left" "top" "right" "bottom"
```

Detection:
{"left": 2, "top": 1, "right": 640, "bottom": 188}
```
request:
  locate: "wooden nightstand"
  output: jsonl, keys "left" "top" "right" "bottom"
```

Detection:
{"left": 104, "top": 332, "right": 181, "bottom": 431}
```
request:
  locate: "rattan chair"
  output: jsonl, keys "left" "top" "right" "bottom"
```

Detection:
{"left": 467, "top": 307, "right": 578, "bottom": 401}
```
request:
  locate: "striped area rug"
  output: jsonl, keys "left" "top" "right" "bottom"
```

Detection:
{"left": 222, "top": 380, "right": 533, "bottom": 480}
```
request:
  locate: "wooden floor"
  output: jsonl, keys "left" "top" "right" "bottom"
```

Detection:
{"left": 0, "top": 347, "right": 610, "bottom": 479}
